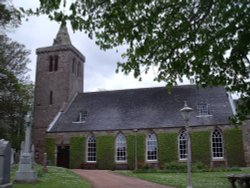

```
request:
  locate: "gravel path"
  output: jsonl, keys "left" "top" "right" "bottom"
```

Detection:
{"left": 72, "top": 169, "right": 174, "bottom": 188}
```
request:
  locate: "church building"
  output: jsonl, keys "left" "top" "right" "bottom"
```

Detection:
{"left": 32, "top": 26, "right": 250, "bottom": 169}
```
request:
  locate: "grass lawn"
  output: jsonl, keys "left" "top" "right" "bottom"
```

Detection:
{"left": 118, "top": 168, "right": 250, "bottom": 188}
{"left": 11, "top": 165, "right": 90, "bottom": 188}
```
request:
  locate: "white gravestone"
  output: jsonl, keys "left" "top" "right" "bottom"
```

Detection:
{"left": 15, "top": 113, "right": 37, "bottom": 183}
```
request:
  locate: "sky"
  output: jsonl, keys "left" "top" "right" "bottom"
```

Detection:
{"left": 9, "top": 0, "right": 169, "bottom": 92}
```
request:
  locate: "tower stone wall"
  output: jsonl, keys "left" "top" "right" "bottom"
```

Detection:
{"left": 243, "top": 119, "right": 250, "bottom": 166}
{"left": 33, "top": 26, "right": 85, "bottom": 163}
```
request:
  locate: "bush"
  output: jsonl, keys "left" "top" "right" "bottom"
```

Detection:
{"left": 163, "top": 161, "right": 187, "bottom": 173}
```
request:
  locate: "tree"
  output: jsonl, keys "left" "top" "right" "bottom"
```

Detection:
{"left": 0, "top": 34, "right": 33, "bottom": 148}
{"left": 0, "top": 0, "right": 21, "bottom": 33}
{"left": 28, "top": 0, "right": 250, "bottom": 121}
{"left": 0, "top": 1, "right": 32, "bottom": 148}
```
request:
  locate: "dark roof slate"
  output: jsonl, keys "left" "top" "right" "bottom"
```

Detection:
{"left": 48, "top": 85, "right": 233, "bottom": 133}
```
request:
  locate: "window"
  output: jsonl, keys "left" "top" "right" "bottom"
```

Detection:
{"left": 77, "top": 62, "right": 81, "bottom": 77}
{"left": 146, "top": 132, "right": 158, "bottom": 161}
{"left": 87, "top": 135, "right": 96, "bottom": 162}
{"left": 178, "top": 130, "right": 187, "bottom": 160}
{"left": 49, "top": 91, "right": 53, "bottom": 105}
{"left": 212, "top": 129, "right": 224, "bottom": 159}
{"left": 49, "top": 56, "right": 53, "bottom": 72}
{"left": 115, "top": 133, "right": 127, "bottom": 162}
{"left": 72, "top": 58, "right": 75, "bottom": 74}
{"left": 49, "top": 55, "right": 59, "bottom": 72}
{"left": 54, "top": 55, "right": 58, "bottom": 71}
{"left": 197, "top": 103, "right": 209, "bottom": 116}
{"left": 78, "top": 111, "right": 88, "bottom": 122}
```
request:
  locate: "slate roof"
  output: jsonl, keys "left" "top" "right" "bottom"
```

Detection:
{"left": 48, "top": 85, "right": 234, "bottom": 133}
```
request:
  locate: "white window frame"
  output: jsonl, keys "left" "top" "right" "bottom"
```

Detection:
{"left": 211, "top": 129, "right": 224, "bottom": 160}
{"left": 115, "top": 133, "right": 127, "bottom": 163}
{"left": 86, "top": 135, "right": 96, "bottom": 163}
{"left": 197, "top": 103, "right": 209, "bottom": 116}
{"left": 178, "top": 130, "right": 187, "bottom": 161}
{"left": 146, "top": 132, "right": 158, "bottom": 162}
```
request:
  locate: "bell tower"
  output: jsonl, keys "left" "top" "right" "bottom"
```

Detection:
{"left": 33, "top": 25, "right": 85, "bottom": 163}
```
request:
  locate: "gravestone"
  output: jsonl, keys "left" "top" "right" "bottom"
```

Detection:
{"left": 0, "top": 139, "right": 12, "bottom": 188}
{"left": 15, "top": 113, "right": 37, "bottom": 183}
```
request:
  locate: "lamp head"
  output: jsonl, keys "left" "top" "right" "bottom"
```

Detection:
{"left": 180, "top": 101, "right": 193, "bottom": 122}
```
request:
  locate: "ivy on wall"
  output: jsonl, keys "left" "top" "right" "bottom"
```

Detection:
{"left": 224, "top": 128, "right": 245, "bottom": 167}
{"left": 69, "top": 136, "right": 85, "bottom": 169}
{"left": 126, "top": 134, "right": 135, "bottom": 170}
{"left": 45, "top": 137, "right": 56, "bottom": 165}
{"left": 190, "top": 131, "right": 210, "bottom": 165}
{"left": 158, "top": 132, "right": 178, "bottom": 167}
{"left": 136, "top": 133, "right": 145, "bottom": 168}
{"left": 96, "top": 134, "right": 115, "bottom": 169}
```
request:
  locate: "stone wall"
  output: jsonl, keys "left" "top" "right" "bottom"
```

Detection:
{"left": 243, "top": 120, "right": 250, "bottom": 166}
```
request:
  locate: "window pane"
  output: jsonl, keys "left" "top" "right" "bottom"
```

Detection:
{"left": 116, "top": 134, "right": 127, "bottom": 162}
{"left": 146, "top": 133, "right": 157, "bottom": 161}
{"left": 179, "top": 131, "right": 187, "bottom": 160}
{"left": 212, "top": 129, "right": 224, "bottom": 158}
{"left": 87, "top": 136, "right": 96, "bottom": 162}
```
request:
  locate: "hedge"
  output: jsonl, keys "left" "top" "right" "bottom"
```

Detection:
{"left": 224, "top": 128, "right": 245, "bottom": 167}
{"left": 126, "top": 134, "right": 135, "bottom": 170}
{"left": 96, "top": 134, "right": 115, "bottom": 169}
{"left": 69, "top": 136, "right": 85, "bottom": 169}
{"left": 158, "top": 132, "right": 178, "bottom": 167}
{"left": 44, "top": 137, "right": 56, "bottom": 165}
{"left": 191, "top": 131, "right": 210, "bottom": 165}
{"left": 136, "top": 133, "right": 145, "bottom": 168}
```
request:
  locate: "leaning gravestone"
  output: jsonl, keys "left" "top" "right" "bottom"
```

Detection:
{"left": 0, "top": 139, "right": 12, "bottom": 188}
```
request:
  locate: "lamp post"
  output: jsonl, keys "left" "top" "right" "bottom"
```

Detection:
{"left": 180, "top": 101, "right": 193, "bottom": 188}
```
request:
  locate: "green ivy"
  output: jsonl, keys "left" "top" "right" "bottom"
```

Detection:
{"left": 136, "top": 133, "right": 145, "bottom": 168}
{"left": 191, "top": 131, "right": 210, "bottom": 165}
{"left": 45, "top": 137, "right": 56, "bottom": 165}
{"left": 96, "top": 134, "right": 115, "bottom": 169}
{"left": 126, "top": 134, "right": 135, "bottom": 170}
{"left": 224, "top": 128, "right": 245, "bottom": 167}
{"left": 69, "top": 136, "right": 85, "bottom": 169}
{"left": 158, "top": 132, "right": 178, "bottom": 167}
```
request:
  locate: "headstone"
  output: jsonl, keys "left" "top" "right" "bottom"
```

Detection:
{"left": 15, "top": 113, "right": 37, "bottom": 183}
{"left": 11, "top": 149, "right": 15, "bottom": 165}
{"left": 43, "top": 153, "right": 48, "bottom": 173}
{"left": 0, "top": 139, "right": 12, "bottom": 188}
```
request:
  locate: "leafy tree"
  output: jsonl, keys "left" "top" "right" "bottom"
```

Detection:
{"left": 0, "top": 34, "right": 33, "bottom": 148}
{"left": 0, "top": 1, "right": 32, "bottom": 148}
{"left": 27, "top": 0, "right": 250, "bottom": 121}
{"left": 0, "top": 0, "right": 21, "bottom": 33}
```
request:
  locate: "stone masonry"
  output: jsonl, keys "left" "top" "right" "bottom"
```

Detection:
{"left": 33, "top": 26, "right": 85, "bottom": 163}
{"left": 243, "top": 119, "right": 250, "bottom": 167}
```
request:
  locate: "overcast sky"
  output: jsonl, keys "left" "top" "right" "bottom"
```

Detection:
{"left": 9, "top": 0, "right": 170, "bottom": 92}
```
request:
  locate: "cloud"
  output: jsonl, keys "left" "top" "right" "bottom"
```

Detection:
{"left": 9, "top": 0, "right": 184, "bottom": 92}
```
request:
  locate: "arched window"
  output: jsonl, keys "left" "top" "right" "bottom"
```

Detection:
{"left": 212, "top": 129, "right": 224, "bottom": 159}
{"left": 178, "top": 130, "right": 187, "bottom": 160}
{"left": 115, "top": 133, "right": 126, "bottom": 162}
{"left": 146, "top": 132, "right": 158, "bottom": 161}
{"left": 87, "top": 135, "right": 96, "bottom": 162}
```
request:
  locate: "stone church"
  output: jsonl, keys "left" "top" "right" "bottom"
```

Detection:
{"left": 33, "top": 26, "right": 250, "bottom": 169}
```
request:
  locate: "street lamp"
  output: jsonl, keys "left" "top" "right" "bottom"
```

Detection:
{"left": 180, "top": 101, "right": 193, "bottom": 188}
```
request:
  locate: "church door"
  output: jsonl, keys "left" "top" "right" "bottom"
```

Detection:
{"left": 57, "top": 145, "right": 70, "bottom": 168}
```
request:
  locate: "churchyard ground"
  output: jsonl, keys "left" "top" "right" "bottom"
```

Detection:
{"left": 10, "top": 165, "right": 90, "bottom": 188}
{"left": 118, "top": 167, "right": 250, "bottom": 188}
